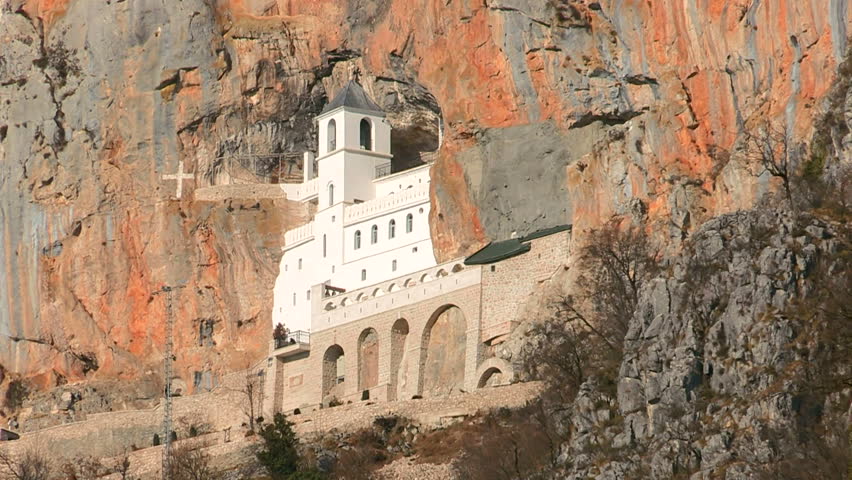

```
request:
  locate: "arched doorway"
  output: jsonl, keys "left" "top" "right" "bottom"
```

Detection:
{"left": 419, "top": 305, "right": 466, "bottom": 397}
{"left": 477, "top": 368, "right": 504, "bottom": 388}
{"left": 322, "top": 345, "right": 345, "bottom": 401}
{"left": 390, "top": 319, "right": 410, "bottom": 400}
{"left": 358, "top": 328, "right": 379, "bottom": 392}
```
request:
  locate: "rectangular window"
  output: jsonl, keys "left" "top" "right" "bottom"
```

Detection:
{"left": 361, "top": 269, "right": 367, "bottom": 281}
{"left": 306, "top": 290, "right": 311, "bottom": 300}
{"left": 298, "top": 259, "right": 302, "bottom": 270}
{"left": 392, "top": 260, "right": 397, "bottom": 272}
{"left": 292, "top": 293, "right": 296, "bottom": 306}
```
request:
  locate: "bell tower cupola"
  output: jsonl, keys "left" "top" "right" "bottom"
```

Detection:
{"left": 314, "top": 79, "right": 393, "bottom": 209}
{"left": 316, "top": 80, "right": 390, "bottom": 156}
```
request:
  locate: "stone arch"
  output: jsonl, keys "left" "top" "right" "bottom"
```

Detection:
{"left": 340, "top": 297, "right": 351, "bottom": 307}
{"left": 168, "top": 377, "right": 188, "bottom": 397}
{"left": 322, "top": 345, "right": 345, "bottom": 400}
{"left": 324, "top": 302, "right": 336, "bottom": 311}
{"left": 403, "top": 278, "right": 414, "bottom": 287}
{"left": 372, "top": 287, "right": 385, "bottom": 297}
{"left": 390, "top": 318, "right": 410, "bottom": 400}
{"left": 420, "top": 273, "right": 433, "bottom": 283}
{"left": 356, "top": 293, "right": 367, "bottom": 302}
{"left": 452, "top": 263, "right": 464, "bottom": 273}
{"left": 436, "top": 269, "right": 448, "bottom": 278}
{"left": 358, "top": 328, "right": 379, "bottom": 392}
{"left": 388, "top": 283, "right": 401, "bottom": 293}
{"left": 475, "top": 358, "right": 514, "bottom": 388}
{"left": 419, "top": 305, "right": 467, "bottom": 397}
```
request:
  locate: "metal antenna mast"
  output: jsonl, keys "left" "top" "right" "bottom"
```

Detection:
{"left": 159, "top": 285, "right": 184, "bottom": 480}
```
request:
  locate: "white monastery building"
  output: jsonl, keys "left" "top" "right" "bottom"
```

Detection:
{"left": 274, "top": 80, "right": 437, "bottom": 334}
{"left": 263, "top": 80, "right": 572, "bottom": 416}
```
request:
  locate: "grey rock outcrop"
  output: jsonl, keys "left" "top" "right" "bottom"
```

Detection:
{"left": 559, "top": 208, "right": 851, "bottom": 479}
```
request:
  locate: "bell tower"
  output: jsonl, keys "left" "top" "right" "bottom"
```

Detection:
{"left": 314, "top": 79, "right": 391, "bottom": 210}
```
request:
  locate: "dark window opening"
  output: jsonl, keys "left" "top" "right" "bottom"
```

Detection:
{"left": 327, "top": 119, "right": 337, "bottom": 152}
{"left": 360, "top": 118, "right": 372, "bottom": 150}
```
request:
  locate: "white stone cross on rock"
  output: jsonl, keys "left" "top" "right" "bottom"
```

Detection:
{"left": 162, "top": 160, "right": 194, "bottom": 199}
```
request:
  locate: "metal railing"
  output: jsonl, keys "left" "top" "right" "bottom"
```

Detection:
{"left": 274, "top": 330, "right": 311, "bottom": 349}
{"left": 375, "top": 162, "right": 392, "bottom": 179}
{"left": 211, "top": 153, "right": 304, "bottom": 185}
{"left": 323, "top": 284, "right": 346, "bottom": 298}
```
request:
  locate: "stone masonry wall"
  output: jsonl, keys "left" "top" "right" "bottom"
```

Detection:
{"left": 480, "top": 231, "right": 571, "bottom": 342}
{"left": 273, "top": 285, "right": 482, "bottom": 414}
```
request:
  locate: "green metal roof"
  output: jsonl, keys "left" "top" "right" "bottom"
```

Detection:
{"left": 519, "top": 224, "right": 572, "bottom": 242}
{"left": 463, "top": 224, "right": 571, "bottom": 265}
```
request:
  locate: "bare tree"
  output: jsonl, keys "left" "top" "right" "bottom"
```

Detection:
{"left": 742, "top": 119, "right": 800, "bottom": 207}
{"left": 114, "top": 452, "right": 135, "bottom": 480}
{"left": 60, "top": 456, "right": 105, "bottom": 480}
{"left": 522, "top": 220, "right": 657, "bottom": 399}
{"left": 169, "top": 443, "right": 222, "bottom": 480}
{"left": 0, "top": 447, "right": 52, "bottom": 480}
{"left": 239, "top": 364, "right": 265, "bottom": 433}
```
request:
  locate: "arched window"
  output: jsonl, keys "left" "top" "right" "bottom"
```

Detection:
{"left": 359, "top": 118, "right": 372, "bottom": 150}
{"left": 327, "top": 119, "right": 336, "bottom": 152}
{"left": 371, "top": 225, "right": 378, "bottom": 244}
{"left": 406, "top": 213, "right": 413, "bottom": 233}
{"left": 328, "top": 183, "right": 334, "bottom": 206}
{"left": 354, "top": 230, "right": 361, "bottom": 250}
{"left": 323, "top": 234, "right": 327, "bottom": 258}
{"left": 388, "top": 219, "right": 396, "bottom": 239}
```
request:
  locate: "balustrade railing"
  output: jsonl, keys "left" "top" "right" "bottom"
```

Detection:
{"left": 274, "top": 330, "right": 310, "bottom": 349}
{"left": 343, "top": 184, "right": 429, "bottom": 225}
{"left": 284, "top": 222, "right": 314, "bottom": 246}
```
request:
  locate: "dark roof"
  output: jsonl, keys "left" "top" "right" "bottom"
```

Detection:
{"left": 519, "top": 224, "right": 572, "bottom": 242}
{"left": 464, "top": 239, "right": 530, "bottom": 265}
{"left": 321, "top": 80, "right": 384, "bottom": 114}
{"left": 463, "top": 224, "right": 571, "bottom": 265}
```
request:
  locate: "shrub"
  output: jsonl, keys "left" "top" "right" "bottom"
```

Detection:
{"left": 5, "top": 380, "right": 28, "bottom": 410}
{"left": 256, "top": 413, "right": 301, "bottom": 479}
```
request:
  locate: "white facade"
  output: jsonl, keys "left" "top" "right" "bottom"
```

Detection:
{"left": 274, "top": 84, "right": 437, "bottom": 333}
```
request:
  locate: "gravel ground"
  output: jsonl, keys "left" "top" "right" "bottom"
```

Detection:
{"left": 374, "top": 457, "right": 458, "bottom": 480}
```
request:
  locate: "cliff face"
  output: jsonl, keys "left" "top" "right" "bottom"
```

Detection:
{"left": 0, "top": 0, "right": 848, "bottom": 412}
{"left": 557, "top": 208, "right": 851, "bottom": 478}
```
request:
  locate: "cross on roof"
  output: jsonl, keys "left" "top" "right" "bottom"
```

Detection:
{"left": 162, "top": 160, "right": 194, "bottom": 199}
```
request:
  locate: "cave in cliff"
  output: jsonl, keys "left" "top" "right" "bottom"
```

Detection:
{"left": 0, "top": 0, "right": 850, "bottom": 478}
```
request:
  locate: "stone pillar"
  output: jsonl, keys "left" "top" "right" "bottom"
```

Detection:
{"left": 406, "top": 340, "right": 424, "bottom": 399}
{"left": 304, "top": 151, "right": 316, "bottom": 180}
{"left": 375, "top": 327, "right": 392, "bottom": 401}
{"left": 260, "top": 342, "right": 277, "bottom": 420}
{"left": 463, "top": 322, "right": 483, "bottom": 392}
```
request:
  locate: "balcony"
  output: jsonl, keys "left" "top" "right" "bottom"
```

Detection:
{"left": 284, "top": 222, "right": 314, "bottom": 248}
{"left": 375, "top": 162, "right": 392, "bottom": 179}
{"left": 272, "top": 330, "right": 311, "bottom": 359}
